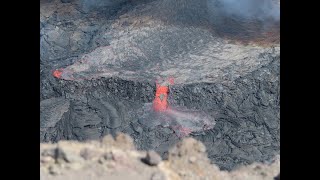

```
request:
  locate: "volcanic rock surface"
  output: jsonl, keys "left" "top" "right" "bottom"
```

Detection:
{"left": 40, "top": 0, "right": 280, "bottom": 171}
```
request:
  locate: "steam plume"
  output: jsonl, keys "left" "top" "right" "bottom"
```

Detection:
{"left": 207, "top": 0, "right": 280, "bottom": 21}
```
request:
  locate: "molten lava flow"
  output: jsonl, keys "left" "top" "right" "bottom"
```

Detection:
{"left": 145, "top": 77, "right": 215, "bottom": 137}
{"left": 53, "top": 68, "right": 63, "bottom": 79}
{"left": 153, "top": 84, "right": 169, "bottom": 112}
{"left": 152, "top": 77, "right": 174, "bottom": 112}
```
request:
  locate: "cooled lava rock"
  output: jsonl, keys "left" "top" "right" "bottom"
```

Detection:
{"left": 40, "top": 0, "right": 280, "bottom": 171}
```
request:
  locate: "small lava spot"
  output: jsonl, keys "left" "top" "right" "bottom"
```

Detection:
{"left": 53, "top": 69, "right": 63, "bottom": 79}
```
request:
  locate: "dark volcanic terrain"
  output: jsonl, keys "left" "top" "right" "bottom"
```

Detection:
{"left": 40, "top": 0, "right": 280, "bottom": 171}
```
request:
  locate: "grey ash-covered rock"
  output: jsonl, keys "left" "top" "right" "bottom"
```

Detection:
{"left": 143, "top": 150, "right": 162, "bottom": 166}
{"left": 40, "top": 0, "right": 280, "bottom": 171}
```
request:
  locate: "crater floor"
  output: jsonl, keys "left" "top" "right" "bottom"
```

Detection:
{"left": 40, "top": 0, "right": 280, "bottom": 171}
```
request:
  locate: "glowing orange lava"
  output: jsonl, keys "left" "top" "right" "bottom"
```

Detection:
{"left": 153, "top": 77, "right": 175, "bottom": 112}
{"left": 53, "top": 69, "right": 63, "bottom": 79}
{"left": 153, "top": 84, "right": 169, "bottom": 112}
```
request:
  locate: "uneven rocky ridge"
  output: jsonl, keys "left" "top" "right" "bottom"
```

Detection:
{"left": 40, "top": 133, "right": 280, "bottom": 180}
